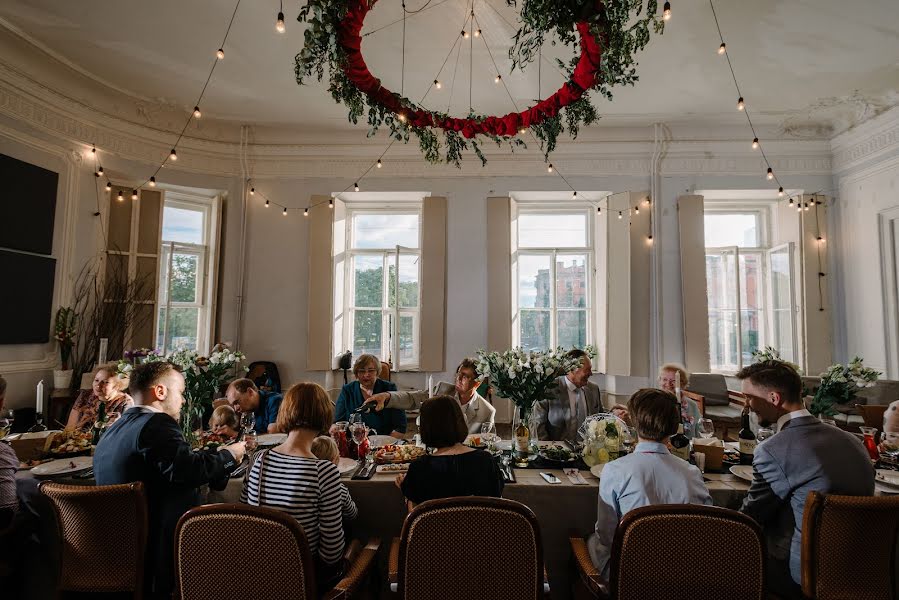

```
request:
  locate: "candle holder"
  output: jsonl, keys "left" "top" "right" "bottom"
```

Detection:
{"left": 28, "top": 412, "right": 48, "bottom": 433}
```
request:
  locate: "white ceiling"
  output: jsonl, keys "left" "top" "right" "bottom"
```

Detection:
{"left": 1, "top": 0, "right": 897, "bottom": 137}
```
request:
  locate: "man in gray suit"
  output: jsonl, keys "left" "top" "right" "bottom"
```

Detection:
{"left": 737, "top": 360, "right": 874, "bottom": 597}
{"left": 533, "top": 349, "right": 603, "bottom": 441}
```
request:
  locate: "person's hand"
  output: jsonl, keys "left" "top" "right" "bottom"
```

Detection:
{"left": 329, "top": 424, "right": 338, "bottom": 436}
{"left": 611, "top": 404, "right": 630, "bottom": 423}
{"left": 226, "top": 441, "right": 247, "bottom": 464}
{"left": 364, "top": 392, "right": 391, "bottom": 412}
{"left": 394, "top": 473, "right": 405, "bottom": 489}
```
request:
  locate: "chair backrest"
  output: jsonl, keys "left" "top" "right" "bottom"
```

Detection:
{"left": 801, "top": 491, "right": 899, "bottom": 600}
{"left": 686, "top": 373, "right": 731, "bottom": 406}
{"left": 40, "top": 481, "right": 147, "bottom": 594}
{"left": 175, "top": 503, "right": 316, "bottom": 600}
{"left": 398, "top": 497, "right": 544, "bottom": 600}
{"left": 856, "top": 404, "right": 889, "bottom": 429}
{"left": 379, "top": 361, "right": 392, "bottom": 381}
{"left": 609, "top": 504, "right": 765, "bottom": 600}
{"left": 246, "top": 360, "right": 282, "bottom": 393}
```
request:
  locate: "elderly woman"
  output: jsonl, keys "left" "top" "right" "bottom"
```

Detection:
{"left": 242, "top": 382, "right": 357, "bottom": 588}
{"left": 657, "top": 363, "right": 703, "bottom": 438}
{"left": 395, "top": 395, "right": 503, "bottom": 511}
{"left": 66, "top": 366, "right": 134, "bottom": 431}
{"left": 334, "top": 354, "right": 405, "bottom": 438}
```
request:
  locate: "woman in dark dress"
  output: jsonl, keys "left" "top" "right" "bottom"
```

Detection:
{"left": 334, "top": 354, "right": 405, "bottom": 437}
{"left": 397, "top": 395, "right": 504, "bottom": 511}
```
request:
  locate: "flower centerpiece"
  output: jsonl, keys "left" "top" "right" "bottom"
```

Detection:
{"left": 53, "top": 307, "right": 77, "bottom": 389}
{"left": 811, "top": 357, "right": 880, "bottom": 418}
{"left": 751, "top": 346, "right": 801, "bottom": 373}
{"left": 476, "top": 346, "right": 593, "bottom": 464}
{"left": 579, "top": 414, "right": 629, "bottom": 466}
{"left": 117, "top": 346, "right": 246, "bottom": 443}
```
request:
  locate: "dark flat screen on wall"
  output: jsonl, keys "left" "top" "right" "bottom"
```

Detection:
{"left": 0, "top": 250, "right": 56, "bottom": 344}
{"left": 0, "top": 153, "right": 58, "bottom": 255}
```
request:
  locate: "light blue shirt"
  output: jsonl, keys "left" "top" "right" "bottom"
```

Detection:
{"left": 587, "top": 441, "right": 713, "bottom": 576}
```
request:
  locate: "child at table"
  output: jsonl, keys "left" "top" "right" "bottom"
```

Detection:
{"left": 209, "top": 405, "right": 239, "bottom": 439}
{"left": 312, "top": 436, "right": 357, "bottom": 522}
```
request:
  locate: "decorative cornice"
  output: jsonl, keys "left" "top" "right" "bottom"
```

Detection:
{"left": 831, "top": 106, "right": 899, "bottom": 175}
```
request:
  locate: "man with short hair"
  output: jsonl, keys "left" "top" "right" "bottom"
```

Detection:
{"left": 364, "top": 358, "right": 496, "bottom": 434}
{"left": 533, "top": 349, "right": 602, "bottom": 441}
{"left": 226, "top": 377, "right": 283, "bottom": 433}
{"left": 587, "top": 388, "right": 711, "bottom": 576}
{"left": 737, "top": 360, "right": 874, "bottom": 596}
{"left": 94, "top": 362, "right": 246, "bottom": 597}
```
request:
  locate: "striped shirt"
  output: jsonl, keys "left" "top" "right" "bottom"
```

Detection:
{"left": 241, "top": 450, "right": 357, "bottom": 564}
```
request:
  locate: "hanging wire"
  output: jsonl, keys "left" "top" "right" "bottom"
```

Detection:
{"left": 363, "top": 0, "right": 449, "bottom": 37}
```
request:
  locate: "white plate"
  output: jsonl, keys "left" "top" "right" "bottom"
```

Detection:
{"left": 255, "top": 433, "right": 287, "bottom": 446}
{"left": 368, "top": 435, "right": 398, "bottom": 448}
{"left": 875, "top": 482, "right": 899, "bottom": 495}
{"left": 875, "top": 469, "right": 899, "bottom": 488}
{"left": 337, "top": 457, "right": 359, "bottom": 475}
{"left": 729, "top": 465, "right": 755, "bottom": 482}
{"left": 31, "top": 456, "right": 93, "bottom": 477}
{"left": 589, "top": 463, "right": 606, "bottom": 478}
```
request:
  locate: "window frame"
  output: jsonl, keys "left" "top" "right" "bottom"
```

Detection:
{"left": 513, "top": 204, "right": 594, "bottom": 350}
{"left": 342, "top": 206, "right": 423, "bottom": 371}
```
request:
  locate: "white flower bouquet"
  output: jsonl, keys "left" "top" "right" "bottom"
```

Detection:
{"left": 579, "top": 413, "right": 628, "bottom": 466}
{"left": 811, "top": 356, "right": 880, "bottom": 417}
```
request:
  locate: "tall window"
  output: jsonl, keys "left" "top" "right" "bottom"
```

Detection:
{"left": 344, "top": 210, "right": 421, "bottom": 369}
{"left": 705, "top": 208, "right": 795, "bottom": 373}
{"left": 514, "top": 209, "right": 592, "bottom": 350}
{"left": 156, "top": 193, "right": 219, "bottom": 353}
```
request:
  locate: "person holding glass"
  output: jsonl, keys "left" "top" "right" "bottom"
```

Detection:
{"left": 334, "top": 354, "right": 405, "bottom": 438}
{"left": 66, "top": 366, "right": 134, "bottom": 431}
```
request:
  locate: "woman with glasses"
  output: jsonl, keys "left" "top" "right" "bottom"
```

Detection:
{"left": 334, "top": 354, "right": 406, "bottom": 438}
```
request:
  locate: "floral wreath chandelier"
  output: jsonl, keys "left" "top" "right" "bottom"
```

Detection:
{"left": 295, "top": 0, "right": 669, "bottom": 166}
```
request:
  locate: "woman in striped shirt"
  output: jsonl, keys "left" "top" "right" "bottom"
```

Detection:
{"left": 242, "top": 382, "right": 357, "bottom": 586}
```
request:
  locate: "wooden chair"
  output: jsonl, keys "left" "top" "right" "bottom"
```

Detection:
{"left": 571, "top": 504, "right": 765, "bottom": 600}
{"left": 856, "top": 404, "right": 889, "bottom": 429}
{"left": 801, "top": 491, "right": 899, "bottom": 600}
{"left": 40, "top": 481, "right": 147, "bottom": 598}
{"left": 686, "top": 373, "right": 747, "bottom": 439}
{"left": 175, "top": 503, "right": 379, "bottom": 600}
{"left": 388, "top": 497, "right": 548, "bottom": 599}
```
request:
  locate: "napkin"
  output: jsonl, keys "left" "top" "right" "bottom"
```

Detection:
{"left": 564, "top": 468, "right": 588, "bottom": 485}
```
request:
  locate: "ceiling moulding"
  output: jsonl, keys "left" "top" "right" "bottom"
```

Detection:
{"left": 0, "top": 74, "right": 830, "bottom": 179}
{"left": 831, "top": 105, "right": 899, "bottom": 175}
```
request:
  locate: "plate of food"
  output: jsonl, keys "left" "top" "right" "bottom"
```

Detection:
{"left": 464, "top": 434, "right": 486, "bottom": 448}
{"left": 374, "top": 444, "right": 427, "bottom": 464}
{"left": 589, "top": 463, "right": 606, "bottom": 478}
{"left": 255, "top": 433, "right": 287, "bottom": 446}
{"left": 539, "top": 444, "right": 577, "bottom": 464}
{"left": 368, "top": 435, "right": 397, "bottom": 448}
{"left": 875, "top": 469, "right": 899, "bottom": 489}
{"left": 729, "top": 465, "right": 755, "bottom": 482}
{"left": 195, "top": 432, "right": 233, "bottom": 451}
{"left": 31, "top": 456, "right": 93, "bottom": 478}
{"left": 376, "top": 463, "right": 410, "bottom": 473}
{"left": 44, "top": 430, "right": 93, "bottom": 457}
{"left": 18, "top": 458, "right": 53, "bottom": 471}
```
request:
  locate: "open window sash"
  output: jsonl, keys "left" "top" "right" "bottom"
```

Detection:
{"left": 765, "top": 242, "right": 797, "bottom": 364}
{"left": 158, "top": 241, "right": 207, "bottom": 354}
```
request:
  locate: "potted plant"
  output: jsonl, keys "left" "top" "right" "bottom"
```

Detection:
{"left": 53, "top": 307, "right": 77, "bottom": 389}
{"left": 810, "top": 357, "right": 880, "bottom": 418}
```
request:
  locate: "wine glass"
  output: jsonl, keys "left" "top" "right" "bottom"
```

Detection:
{"left": 480, "top": 422, "right": 496, "bottom": 451}
{"left": 240, "top": 411, "right": 255, "bottom": 434}
{"left": 621, "top": 426, "right": 637, "bottom": 454}
{"left": 697, "top": 418, "right": 715, "bottom": 439}
{"left": 757, "top": 426, "right": 775, "bottom": 443}
{"left": 351, "top": 422, "right": 369, "bottom": 460}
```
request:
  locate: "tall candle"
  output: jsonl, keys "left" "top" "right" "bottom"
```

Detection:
{"left": 675, "top": 370, "right": 681, "bottom": 399}
{"left": 98, "top": 338, "right": 108, "bottom": 365}
{"left": 36, "top": 380, "right": 44, "bottom": 415}
{"left": 427, "top": 375, "right": 434, "bottom": 398}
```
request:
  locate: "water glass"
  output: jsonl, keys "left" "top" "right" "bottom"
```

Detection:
{"left": 245, "top": 430, "right": 258, "bottom": 452}
{"left": 697, "top": 418, "right": 715, "bottom": 439}
{"left": 481, "top": 422, "right": 497, "bottom": 451}
{"left": 240, "top": 411, "right": 255, "bottom": 433}
{"left": 622, "top": 427, "right": 637, "bottom": 454}
{"left": 757, "top": 427, "right": 775, "bottom": 443}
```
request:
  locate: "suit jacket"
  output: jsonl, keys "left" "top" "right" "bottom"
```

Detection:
{"left": 335, "top": 379, "right": 404, "bottom": 434}
{"left": 388, "top": 382, "right": 496, "bottom": 433}
{"left": 93, "top": 406, "right": 236, "bottom": 594}
{"left": 533, "top": 376, "right": 603, "bottom": 441}
{"left": 739, "top": 415, "right": 874, "bottom": 585}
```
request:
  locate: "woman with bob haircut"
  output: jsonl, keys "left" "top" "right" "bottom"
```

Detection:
{"left": 242, "top": 382, "right": 357, "bottom": 586}
{"left": 396, "top": 395, "right": 503, "bottom": 510}
{"left": 334, "top": 353, "right": 405, "bottom": 438}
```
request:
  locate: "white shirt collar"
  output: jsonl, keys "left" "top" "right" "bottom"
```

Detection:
{"left": 563, "top": 375, "right": 579, "bottom": 393}
{"left": 775, "top": 408, "right": 812, "bottom": 432}
{"left": 457, "top": 389, "right": 481, "bottom": 410}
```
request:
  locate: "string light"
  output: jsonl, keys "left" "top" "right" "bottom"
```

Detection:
{"left": 276, "top": 11, "right": 286, "bottom": 33}
{"left": 663, "top": 1, "right": 671, "bottom": 20}
{"left": 718, "top": 42, "right": 726, "bottom": 55}
{"left": 216, "top": 48, "right": 225, "bottom": 60}
{"left": 354, "top": 182, "right": 360, "bottom": 192}
{"left": 329, "top": 198, "right": 334, "bottom": 209}
{"left": 788, "top": 197, "right": 794, "bottom": 206}
{"left": 265, "top": 199, "right": 270, "bottom": 207}
{"left": 131, "top": 189, "right": 138, "bottom": 200}
{"left": 193, "top": 106, "right": 202, "bottom": 118}
{"left": 377, "top": 159, "right": 382, "bottom": 168}
{"left": 304, "top": 207, "right": 309, "bottom": 216}
{"left": 149, "top": 176, "right": 156, "bottom": 187}
{"left": 752, "top": 137, "right": 759, "bottom": 149}
{"left": 572, "top": 191, "right": 577, "bottom": 200}
{"left": 282, "top": 207, "right": 288, "bottom": 216}
{"left": 398, "top": 112, "right": 407, "bottom": 123}
{"left": 117, "top": 190, "right": 124, "bottom": 202}
{"left": 737, "top": 97, "right": 745, "bottom": 111}
{"left": 475, "top": 29, "right": 481, "bottom": 37}
{"left": 169, "top": 149, "right": 178, "bottom": 161}
{"left": 250, "top": 187, "right": 255, "bottom": 195}
{"left": 635, "top": 205, "right": 640, "bottom": 215}
{"left": 618, "top": 211, "right": 623, "bottom": 219}
{"left": 804, "top": 202, "right": 810, "bottom": 212}
{"left": 797, "top": 203, "right": 802, "bottom": 213}
{"left": 434, "top": 79, "right": 441, "bottom": 89}
{"left": 105, "top": 181, "right": 112, "bottom": 192}
{"left": 519, "top": 127, "right": 526, "bottom": 135}
{"left": 648, "top": 234, "right": 653, "bottom": 243}
{"left": 816, "top": 236, "right": 823, "bottom": 242}
{"left": 90, "top": 144, "right": 96, "bottom": 154}
{"left": 766, "top": 167, "right": 774, "bottom": 180}
{"left": 596, "top": 206, "right": 601, "bottom": 214}
{"left": 94, "top": 166, "right": 103, "bottom": 178}
{"left": 778, "top": 187, "right": 784, "bottom": 197}
{"left": 547, "top": 164, "right": 553, "bottom": 173}
{"left": 495, "top": 74, "right": 502, "bottom": 83}
{"left": 461, "top": 30, "right": 468, "bottom": 38}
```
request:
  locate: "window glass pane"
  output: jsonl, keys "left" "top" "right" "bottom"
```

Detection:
{"left": 157, "top": 306, "right": 200, "bottom": 351}
{"left": 739, "top": 253, "right": 763, "bottom": 310}
{"left": 354, "top": 256, "right": 383, "bottom": 308}
{"left": 741, "top": 309, "right": 762, "bottom": 366}
{"left": 557, "top": 310, "right": 586, "bottom": 349}
{"left": 706, "top": 252, "right": 737, "bottom": 310}
{"left": 353, "top": 310, "right": 382, "bottom": 358}
{"left": 518, "top": 255, "right": 551, "bottom": 308}
{"left": 352, "top": 214, "right": 419, "bottom": 249}
{"left": 770, "top": 248, "right": 791, "bottom": 309}
{"left": 388, "top": 254, "right": 419, "bottom": 308}
{"left": 556, "top": 255, "right": 587, "bottom": 308}
{"left": 520, "top": 311, "right": 550, "bottom": 351}
{"left": 518, "top": 213, "right": 587, "bottom": 248}
{"left": 162, "top": 206, "right": 204, "bottom": 244}
{"left": 169, "top": 254, "right": 199, "bottom": 303}
{"left": 772, "top": 310, "right": 795, "bottom": 362}
{"left": 704, "top": 213, "right": 759, "bottom": 248}
{"left": 708, "top": 309, "right": 739, "bottom": 373}
{"left": 398, "top": 314, "right": 416, "bottom": 364}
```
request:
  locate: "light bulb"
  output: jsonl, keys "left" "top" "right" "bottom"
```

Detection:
{"left": 475, "top": 29, "right": 481, "bottom": 37}
{"left": 354, "top": 183, "right": 360, "bottom": 192}
{"left": 169, "top": 149, "right": 177, "bottom": 161}
{"left": 797, "top": 203, "right": 802, "bottom": 213}
{"left": 283, "top": 207, "right": 287, "bottom": 216}
{"left": 461, "top": 30, "right": 468, "bottom": 38}
{"left": 149, "top": 176, "right": 156, "bottom": 187}
{"left": 788, "top": 197, "right": 794, "bottom": 206}
{"left": 131, "top": 189, "right": 138, "bottom": 200}
{"left": 97, "top": 166, "right": 104, "bottom": 176}
{"left": 645, "top": 197, "right": 651, "bottom": 205}
{"left": 193, "top": 106, "right": 201, "bottom": 118}
{"left": 817, "top": 236, "right": 823, "bottom": 242}
{"left": 519, "top": 127, "right": 526, "bottom": 135}
{"left": 250, "top": 187, "right": 255, "bottom": 195}
{"left": 377, "top": 159, "right": 382, "bottom": 168}
{"left": 216, "top": 48, "right": 225, "bottom": 60}
{"left": 276, "top": 12, "right": 285, "bottom": 33}
{"left": 752, "top": 137, "right": 759, "bottom": 149}
{"left": 398, "top": 112, "right": 407, "bottom": 123}
{"left": 737, "top": 97, "right": 745, "bottom": 111}
{"left": 91, "top": 144, "right": 96, "bottom": 154}
{"left": 804, "top": 202, "right": 810, "bottom": 211}
{"left": 117, "top": 191, "right": 124, "bottom": 202}
{"left": 304, "top": 207, "right": 309, "bottom": 216}
{"left": 547, "top": 164, "right": 553, "bottom": 173}
{"left": 718, "top": 42, "right": 726, "bottom": 55}
{"left": 572, "top": 191, "right": 577, "bottom": 200}
{"left": 597, "top": 206, "right": 601, "bottom": 214}
{"left": 663, "top": 1, "right": 671, "bottom": 20}
{"left": 648, "top": 234, "right": 654, "bottom": 243}
{"left": 329, "top": 198, "right": 334, "bottom": 208}
{"left": 778, "top": 187, "right": 784, "bottom": 197}
{"left": 766, "top": 167, "right": 774, "bottom": 180}
{"left": 265, "top": 199, "right": 270, "bottom": 207}
{"left": 495, "top": 74, "right": 501, "bottom": 83}
{"left": 635, "top": 206, "right": 640, "bottom": 215}
{"left": 434, "top": 79, "right": 441, "bottom": 89}
{"left": 105, "top": 181, "right": 112, "bottom": 192}
{"left": 94, "top": 170, "right": 100, "bottom": 178}
{"left": 618, "top": 211, "right": 623, "bottom": 219}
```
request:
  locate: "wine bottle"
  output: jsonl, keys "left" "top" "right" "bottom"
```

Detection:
{"left": 739, "top": 406, "right": 756, "bottom": 465}
{"left": 513, "top": 409, "right": 531, "bottom": 467}
{"left": 91, "top": 400, "right": 108, "bottom": 445}
{"left": 670, "top": 423, "right": 690, "bottom": 461}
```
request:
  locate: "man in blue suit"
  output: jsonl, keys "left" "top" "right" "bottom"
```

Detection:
{"left": 737, "top": 361, "right": 874, "bottom": 597}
